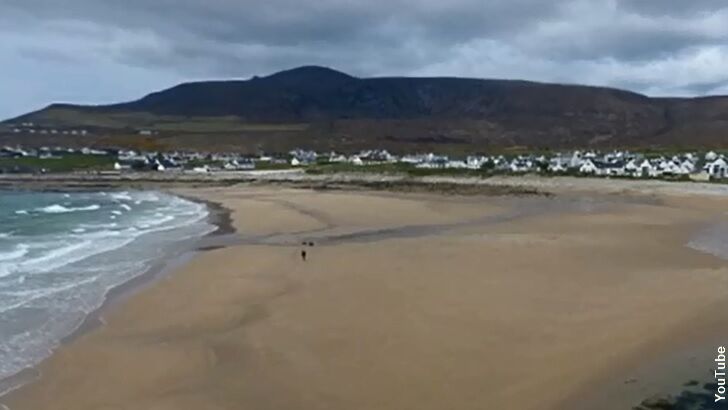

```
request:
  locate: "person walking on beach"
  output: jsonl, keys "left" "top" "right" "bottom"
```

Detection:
{"left": 301, "top": 249, "right": 307, "bottom": 261}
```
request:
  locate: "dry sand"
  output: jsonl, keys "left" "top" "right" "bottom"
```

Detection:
{"left": 3, "top": 186, "right": 728, "bottom": 410}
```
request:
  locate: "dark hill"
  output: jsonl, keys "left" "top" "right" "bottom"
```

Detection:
{"left": 109, "top": 66, "right": 656, "bottom": 121}
{"left": 4, "top": 65, "right": 728, "bottom": 152}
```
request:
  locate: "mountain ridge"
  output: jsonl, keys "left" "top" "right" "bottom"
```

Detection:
{"left": 4, "top": 65, "right": 728, "bottom": 151}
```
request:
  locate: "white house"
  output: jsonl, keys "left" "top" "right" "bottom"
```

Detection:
{"left": 191, "top": 165, "right": 210, "bottom": 173}
{"left": 596, "top": 162, "right": 626, "bottom": 177}
{"left": 637, "top": 159, "right": 658, "bottom": 177}
{"left": 579, "top": 159, "right": 598, "bottom": 174}
{"left": 548, "top": 155, "right": 571, "bottom": 173}
{"left": 493, "top": 156, "right": 510, "bottom": 172}
{"left": 548, "top": 161, "right": 567, "bottom": 173}
{"left": 466, "top": 156, "right": 489, "bottom": 170}
{"left": 679, "top": 159, "right": 696, "bottom": 175}
{"left": 416, "top": 156, "right": 449, "bottom": 169}
{"left": 509, "top": 158, "right": 534, "bottom": 173}
{"left": 624, "top": 159, "right": 640, "bottom": 176}
{"left": 569, "top": 151, "right": 584, "bottom": 168}
{"left": 658, "top": 159, "right": 682, "bottom": 176}
{"left": 446, "top": 160, "right": 469, "bottom": 169}
{"left": 328, "top": 154, "right": 348, "bottom": 163}
{"left": 400, "top": 155, "right": 424, "bottom": 164}
{"left": 705, "top": 157, "right": 728, "bottom": 179}
{"left": 81, "top": 148, "right": 107, "bottom": 155}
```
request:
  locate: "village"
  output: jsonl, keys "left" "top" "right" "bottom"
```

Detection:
{"left": 0, "top": 144, "right": 727, "bottom": 182}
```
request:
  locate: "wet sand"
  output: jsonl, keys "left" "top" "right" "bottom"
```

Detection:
{"left": 2, "top": 186, "right": 728, "bottom": 410}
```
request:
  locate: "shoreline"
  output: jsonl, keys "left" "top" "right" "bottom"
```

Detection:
{"left": 1, "top": 184, "right": 727, "bottom": 410}
{"left": 1, "top": 171, "right": 727, "bottom": 199}
{"left": 0, "top": 191, "right": 236, "bottom": 403}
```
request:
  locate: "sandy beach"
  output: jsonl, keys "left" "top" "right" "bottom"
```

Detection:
{"left": 2, "top": 184, "right": 728, "bottom": 409}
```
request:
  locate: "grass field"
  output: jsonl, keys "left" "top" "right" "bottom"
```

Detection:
{"left": 254, "top": 161, "right": 297, "bottom": 170}
{"left": 0, "top": 154, "right": 115, "bottom": 173}
{"left": 305, "top": 162, "right": 493, "bottom": 177}
{"left": 20, "top": 108, "right": 309, "bottom": 133}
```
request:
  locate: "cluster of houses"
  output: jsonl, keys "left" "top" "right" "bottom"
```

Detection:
{"left": 6, "top": 123, "right": 164, "bottom": 137}
{"left": 1, "top": 144, "right": 727, "bottom": 181}
{"left": 9, "top": 123, "right": 90, "bottom": 137}
{"left": 297, "top": 149, "right": 728, "bottom": 181}
{"left": 0, "top": 146, "right": 106, "bottom": 158}
{"left": 472, "top": 150, "right": 728, "bottom": 181}
{"left": 113, "top": 149, "right": 267, "bottom": 172}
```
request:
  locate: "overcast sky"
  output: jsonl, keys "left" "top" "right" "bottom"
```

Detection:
{"left": 2, "top": 0, "right": 728, "bottom": 119}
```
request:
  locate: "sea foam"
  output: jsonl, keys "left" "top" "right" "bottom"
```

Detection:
{"left": 0, "top": 190, "right": 214, "bottom": 391}
{"left": 36, "top": 204, "right": 101, "bottom": 214}
{"left": 0, "top": 244, "right": 29, "bottom": 263}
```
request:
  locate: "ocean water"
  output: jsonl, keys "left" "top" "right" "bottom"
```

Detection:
{"left": 0, "top": 190, "right": 215, "bottom": 388}
{"left": 688, "top": 217, "right": 728, "bottom": 261}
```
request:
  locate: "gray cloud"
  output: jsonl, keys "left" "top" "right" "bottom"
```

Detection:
{"left": 1, "top": 0, "right": 728, "bottom": 119}
{"left": 618, "top": 0, "right": 728, "bottom": 17}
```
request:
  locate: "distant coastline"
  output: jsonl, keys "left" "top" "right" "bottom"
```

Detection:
{"left": 1, "top": 171, "right": 727, "bottom": 198}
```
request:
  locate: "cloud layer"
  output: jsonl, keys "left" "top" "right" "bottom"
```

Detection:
{"left": 2, "top": 0, "right": 728, "bottom": 118}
